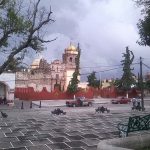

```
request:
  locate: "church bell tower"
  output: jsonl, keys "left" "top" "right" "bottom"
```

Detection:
{"left": 62, "top": 43, "right": 80, "bottom": 90}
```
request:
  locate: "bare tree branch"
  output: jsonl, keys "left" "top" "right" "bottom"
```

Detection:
{"left": 0, "top": 0, "right": 56, "bottom": 74}
{"left": 0, "top": 0, "right": 6, "bottom": 6}
{"left": 30, "top": 0, "right": 40, "bottom": 31}
{"left": 38, "top": 37, "right": 58, "bottom": 43}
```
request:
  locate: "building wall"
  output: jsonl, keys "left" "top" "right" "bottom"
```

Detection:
{"left": 65, "top": 69, "right": 75, "bottom": 91}
{"left": 78, "top": 82, "right": 88, "bottom": 89}
{"left": 0, "top": 82, "right": 6, "bottom": 98}
{"left": 15, "top": 44, "right": 79, "bottom": 92}
{"left": 0, "top": 73, "right": 15, "bottom": 101}
{"left": 101, "top": 79, "right": 112, "bottom": 88}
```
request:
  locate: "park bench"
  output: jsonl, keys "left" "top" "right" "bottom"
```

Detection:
{"left": 95, "top": 106, "right": 110, "bottom": 113}
{"left": 51, "top": 108, "right": 66, "bottom": 115}
{"left": 117, "top": 114, "right": 150, "bottom": 137}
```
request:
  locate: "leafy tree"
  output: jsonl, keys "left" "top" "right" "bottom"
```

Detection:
{"left": 4, "top": 57, "right": 22, "bottom": 72}
{"left": 67, "top": 71, "right": 79, "bottom": 93}
{"left": 112, "top": 78, "right": 122, "bottom": 88}
{"left": 75, "top": 43, "right": 80, "bottom": 75}
{"left": 135, "top": 0, "right": 150, "bottom": 46}
{"left": 0, "top": 0, "right": 56, "bottom": 74}
{"left": 87, "top": 71, "right": 100, "bottom": 88}
{"left": 120, "top": 47, "right": 136, "bottom": 97}
{"left": 145, "top": 80, "right": 150, "bottom": 90}
{"left": 67, "top": 44, "right": 81, "bottom": 93}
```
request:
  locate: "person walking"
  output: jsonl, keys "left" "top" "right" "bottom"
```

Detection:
{"left": 132, "top": 98, "right": 136, "bottom": 109}
{"left": 136, "top": 97, "right": 141, "bottom": 111}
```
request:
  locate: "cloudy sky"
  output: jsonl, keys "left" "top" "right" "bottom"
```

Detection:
{"left": 36, "top": 0, "right": 150, "bottom": 80}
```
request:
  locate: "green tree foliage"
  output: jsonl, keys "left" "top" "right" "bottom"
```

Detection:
{"left": 67, "top": 44, "right": 81, "bottom": 93}
{"left": 145, "top": 80, "right": 150, "bottom": 90}
{"left": 135, "top": 0, "right": 150, "bottom": 46}
{"left": 4, "top": 57, "right": 22, "bottom": 72}
{"left": 112, "top": 78, "right": 122, "bottom": 88}
{"left": 0, "top": 0, "right": 55, "bottom": 74}
{"left": 87, "top": 71, "right": 100, "bottom": 88}
{"left": 67, "top": 71, "right": 79, "bottom": 93}
{"left": 75, "top": 43, "right": 80, "bottom": 75}
{"left": 120, "top": 47, "right": 136, "bottom": 92}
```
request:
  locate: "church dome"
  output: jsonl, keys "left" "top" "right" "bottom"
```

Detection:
{"left": 66, "top": 44, "right": 77, "bottom": 51}
{"left": 65, "top": 43, "right": 78, "bottom": 54}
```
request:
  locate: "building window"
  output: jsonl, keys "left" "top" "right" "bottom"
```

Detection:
{"left": 69, "top": 57, "right": 72, "bottom": 62}
{"left": 56, "top": 74, "right": 59, "bottom": 79}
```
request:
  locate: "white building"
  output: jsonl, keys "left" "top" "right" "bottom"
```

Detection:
{"left": 0, "top": 73, "right": 15, "bottom": 101}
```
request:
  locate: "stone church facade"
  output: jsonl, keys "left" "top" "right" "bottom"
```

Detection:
{"left": 15, "top": 44, "right": 80, "bottom": 92}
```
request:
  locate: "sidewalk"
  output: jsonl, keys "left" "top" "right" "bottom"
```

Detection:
{"left": 30, "top": 97, "right": 150, "bottom": 107}
{"left": 32, "top": 98, "right": 111, "bottom": 107}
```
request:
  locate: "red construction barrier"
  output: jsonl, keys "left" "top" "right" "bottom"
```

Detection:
{"left": 15, "top": 86, "right": 139, "bottom": 101}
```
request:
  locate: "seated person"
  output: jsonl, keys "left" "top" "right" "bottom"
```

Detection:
{"left": 3, "top": 97, "right": 7, "bottom": 104}
{"left": 100, "top": 106, "right": 105, "bottom": 113}
{"left": 0, "top": 97, "right": 2, "bottom": 104}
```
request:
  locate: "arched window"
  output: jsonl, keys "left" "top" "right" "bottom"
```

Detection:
{"left": 69, "top": 57, "right": 73, "bottom": 62}
{"left": 75, "top": 57, "right": 77, "bottom": 63}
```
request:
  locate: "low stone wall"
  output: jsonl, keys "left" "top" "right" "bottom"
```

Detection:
{"left": 97, "top": 134, "right": 150, "bottom": 150}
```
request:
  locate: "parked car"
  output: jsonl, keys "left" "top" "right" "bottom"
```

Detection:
{"left": 66, "top": 97, "right": 93, "bottom": 107}
{"left": 111, "top": 97, "right": 131, "bottom": 104}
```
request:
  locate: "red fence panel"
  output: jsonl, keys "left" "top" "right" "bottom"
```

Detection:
{"left": 15, "top": 86, "right": 139, "bottom": 101}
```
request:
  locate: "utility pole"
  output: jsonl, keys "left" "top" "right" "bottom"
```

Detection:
{"left": 140, "top": 57, "right": 145, "bottom": 111}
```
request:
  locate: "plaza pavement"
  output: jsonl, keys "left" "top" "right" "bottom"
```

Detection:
{"left": 0, "top": 99, "right": 150, "bottom": 150}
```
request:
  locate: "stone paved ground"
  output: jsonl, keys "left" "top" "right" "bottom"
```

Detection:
{"left": 0, "top": 100, "right": 150, "bottom": 150}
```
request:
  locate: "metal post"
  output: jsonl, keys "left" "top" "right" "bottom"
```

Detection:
{"left": 99, "top": 72, "right": 102, "bottom": 88}
{"left": 21, "top": 101, "right": 24, "bottom": 109}
{"left": 39, "top": 101, "right": 41, "bottom": 108}
{"left": 30, "top": 101, "right": 32, "bottom": 108}
{"left": 140, "top": 57, "right": 145, "bottom": 111}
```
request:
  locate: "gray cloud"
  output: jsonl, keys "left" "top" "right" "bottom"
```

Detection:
{"left": 38, "top": 0, "right": 150, "bottom": 80}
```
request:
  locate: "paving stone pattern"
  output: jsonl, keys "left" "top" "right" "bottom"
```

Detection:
{"left": 0, "top": 100, "right": 150, "bottom": 150}
{"left": 1, "top": 111, "right": 150, "bottom": 150}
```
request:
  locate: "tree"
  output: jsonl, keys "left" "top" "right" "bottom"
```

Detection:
{"left": 87, "top": 71, "right": 100, "bottom": 88}
{"left": 135, "top": 0, "right": 150, "bottom": 46}
{"left": 67, "top": 71, "right": 80, "bottom": 93}
{"left": 67, "top": 44, "right": 81, "bottom": 93}
{"left": 145, "top": 80, "right": 150, "bottom": 90}
{"left": 4, "top": 57, "right": 22, "bottom": 72}
{"left": 120, "top": 47, "right": 136, "bottom": 97}
{"left": 112, "top": 78, "right": 122, "bottom": 88}
{"left": 0, "top": 0, "right": 56, "bottom": 74}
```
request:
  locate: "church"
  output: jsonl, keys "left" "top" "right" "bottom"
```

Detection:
{"left": 15, "top": 44, "right": 80, "bottom": 92}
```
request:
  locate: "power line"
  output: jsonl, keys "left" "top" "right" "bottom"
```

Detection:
{"left": 81, "top": 64, "right": 122, "bottom": 69}
{"left": 80, "top": 62, "right": 139, "bottom": 69}
{"left": 0, "top": 62, "right": 140, "bottom": 82}
{"left": 143, "top": 63, "right": 150, "bottom": 70}
{"left": 1, "top": 66, "right": 121, "bottom": 82}
{"left": 81, "top": 66, "right": 123, "bottom": 76}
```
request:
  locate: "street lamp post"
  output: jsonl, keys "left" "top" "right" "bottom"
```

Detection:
{"left": 140, "top": 57, "right": 145, "bottom": 111}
